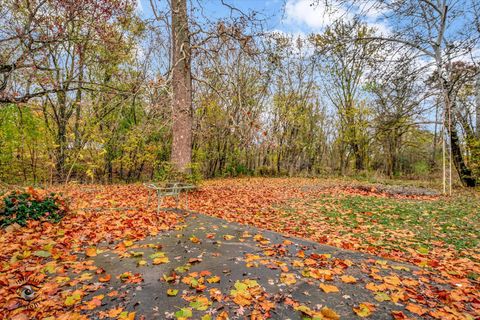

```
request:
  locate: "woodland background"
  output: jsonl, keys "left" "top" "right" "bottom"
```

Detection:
{"left": 1, "top": 0, "right": 479, "bottom": 187}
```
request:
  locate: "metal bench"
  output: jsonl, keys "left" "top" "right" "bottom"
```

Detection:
{"left": 144, "top": 182, "right": 196, "bottom": 213}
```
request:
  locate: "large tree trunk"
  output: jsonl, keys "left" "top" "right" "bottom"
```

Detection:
{"left": 170, "top": 0, "right": 192, "bottom": 173}
{"left": 352, "top": 142, "right": 364, "bottom": 171}
{"left": 449, "top": 121, "right": 477, "bottom": 187}
{"left": 443, "top": 77, "right": 477, "bottom": 187}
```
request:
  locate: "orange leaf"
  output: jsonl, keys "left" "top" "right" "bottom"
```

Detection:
{"left": 107, "top": 307, "right": 123, "bottom": 317}
{"left": 319, "top": 283, "right": 339, "bottom": 293}
{"left": 391, "top": 310, "right": 407, "bottom": 319}
{"left": 321, "top": 306, "right": 340, "bottom": 320}
{"left": 405, "top": 303, "right": 427, "bottom": 316}
{"left": 85, "top": 247, "right": 97, "bottom": 257}
{"left": 383, "top": 275, "right": 401, "bottom": 286}
{"left": 99, "top": 274, "right": 111, "bottom": 282}
{"left": 341, "top": 275, "right": 357, "bottom": 283}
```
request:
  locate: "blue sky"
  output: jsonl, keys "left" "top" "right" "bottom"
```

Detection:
{"left": 137, "top": 0, "right": 389, "bottom": 36}
{"left": 137, "top": 0, "right": 478, "bottom": 62}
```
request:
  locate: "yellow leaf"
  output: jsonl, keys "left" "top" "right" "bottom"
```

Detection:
{"left": 123, "top": 240, "right": 134, "bottom": 247}
{"left": 353, "top": 303, "right": 375, "bottom": 318}
{"left": 167, "top": 289, "right": 178, "bottom": 296}
{"left": 65, "top": 291, "right": 82, "bottom": 306}
{"left": 153, "top": 257, "right": 169, "bottom": 264}
{"left": 118, "top": 311, "right": 136, "bottom": 320}
{"left": 280, "top": 273, "right": 297, "bottom": 285}
{"left": 374, "top": 292, "right": 391, "bottom": 302}
{"left": 207, "top": 276, "right": 221, "bottom": 283}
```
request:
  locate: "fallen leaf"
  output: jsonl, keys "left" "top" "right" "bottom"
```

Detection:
{"left": 153, "top": 257, "right": 169, "bottom": 264}
{"left": 280, "top": 273, "right": 297, "bottom": 285}
{"left": 167, "top": 289, "right": 178, "bottom": 296}
{"left": 99, "top": 274, "right": 111, "bottom": 282}
{"left": 207, "top": 276, "right": 220, "bottom": 283}
{"left": 319, "top": 283, "right": 339, "bottom": 293}
{"left": 321, "top": 306, "right": 340, "bottom": 320}
{"left": 405, "top": 303, "right": 427, "bottom": 316}
{"left": 85, "top": 247, "right": 97, "bottom": 257}
{"left": 353, "top": 302, "right": 375, "bottom": 317}
{"left": 341, "top": 275, "right": 357, "bottom": 283}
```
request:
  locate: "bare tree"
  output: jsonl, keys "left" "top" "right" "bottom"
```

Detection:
{"left": 320, "top": 0, "right": 480, "bottom": 187}
{"left": 369, "top": 59, "right": 431, "bottom": 177}
{"left": 311, "top": 19, "right": 379, "bottom": 172}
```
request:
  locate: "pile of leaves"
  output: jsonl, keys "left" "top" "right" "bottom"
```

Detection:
{"left": 0, "top": 188, "right": 68, "bottom": 227}
{"left": 0, "top": 185, "right": 180, "bottom": 319}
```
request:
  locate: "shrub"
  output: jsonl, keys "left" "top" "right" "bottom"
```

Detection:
{"left": 412, "top": 161, "right": 430, "bottom": 177}
{"left": 256, "top": 166, "right": 278, "bottom": 177}
{"left": 186, "top": 163, "right": 203, "bottom": 185}
{"left": 0, "top": 188, "right": 68, "bottom": 227}
{"left": 154, "top": 161, "right": 203, "bottom": 185}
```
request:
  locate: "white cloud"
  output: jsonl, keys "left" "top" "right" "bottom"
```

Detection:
{"left": 283, "top": 0, "right": 390, "bottom": 35}
{"left": 136, "top": 0, "right": 143, "bottom": 13}
{"left": 284, "top": 0, "right": 352, "bottom": 30}
{"left": 368, "top": 22, "right": 391, "bottom": 36}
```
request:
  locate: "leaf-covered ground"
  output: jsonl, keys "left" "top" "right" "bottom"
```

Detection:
{"left": 188, "top": 178, "right": 480, "bottom": 319}
{"left": 0, "top": 178, "right": 479, "bottom": 319}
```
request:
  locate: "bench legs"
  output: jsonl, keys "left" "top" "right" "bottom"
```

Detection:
{"left": 157, "top": 190, "right": 163, "bottom": 213}
{"left": 147, "top": 189, "right": 152, "bottom": 208}
{"left": 146, "top": 189, "right": 188, "bottom": 213}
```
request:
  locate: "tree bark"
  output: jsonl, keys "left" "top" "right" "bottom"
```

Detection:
{"left": 449, "top": 121, "right": 476, "bottom": 187}
{"left": 170, "top": 0, "right": 192, "bottom": 173}
{"left": 55, "top": 91, "right": 68, "bottom": 182}
{"left": 476, "top": 73, "right": 480, "bottom": 138}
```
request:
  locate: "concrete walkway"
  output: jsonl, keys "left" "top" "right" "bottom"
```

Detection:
{"left": 84, "top": 211, "right": 421, "bottom": 319}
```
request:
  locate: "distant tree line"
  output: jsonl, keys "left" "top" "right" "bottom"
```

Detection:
{"left": 0, "top": 0, "right": 479, "bottom": 187}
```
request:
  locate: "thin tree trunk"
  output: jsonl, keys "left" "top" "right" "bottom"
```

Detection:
{"left": 476, "top": 73, "right": 480, "bottom": 138}
{"left": 55, "top": 91, "right": 68, "bottom": 182}
{"left": 74, "top": 57, "right": 84, "bottom": 150}
{"left": 431, "top": 101, "right": 439, "bottom": 168}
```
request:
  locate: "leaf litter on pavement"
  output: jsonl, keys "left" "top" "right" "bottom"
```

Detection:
{"left": 0, "top": 178, "right": 478, "bottom": 319}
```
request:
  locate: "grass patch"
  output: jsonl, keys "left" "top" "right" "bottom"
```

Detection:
{"left": 287, "top": 193, "right": 479, "bottom": 251}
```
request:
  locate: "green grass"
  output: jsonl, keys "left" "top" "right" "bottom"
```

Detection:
{"left": 292, "top": 194, "right": 480, "bottom": 252}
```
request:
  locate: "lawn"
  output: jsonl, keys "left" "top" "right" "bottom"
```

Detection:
{"left": 288, "top": 193, "right": 479, "bottom": 251}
